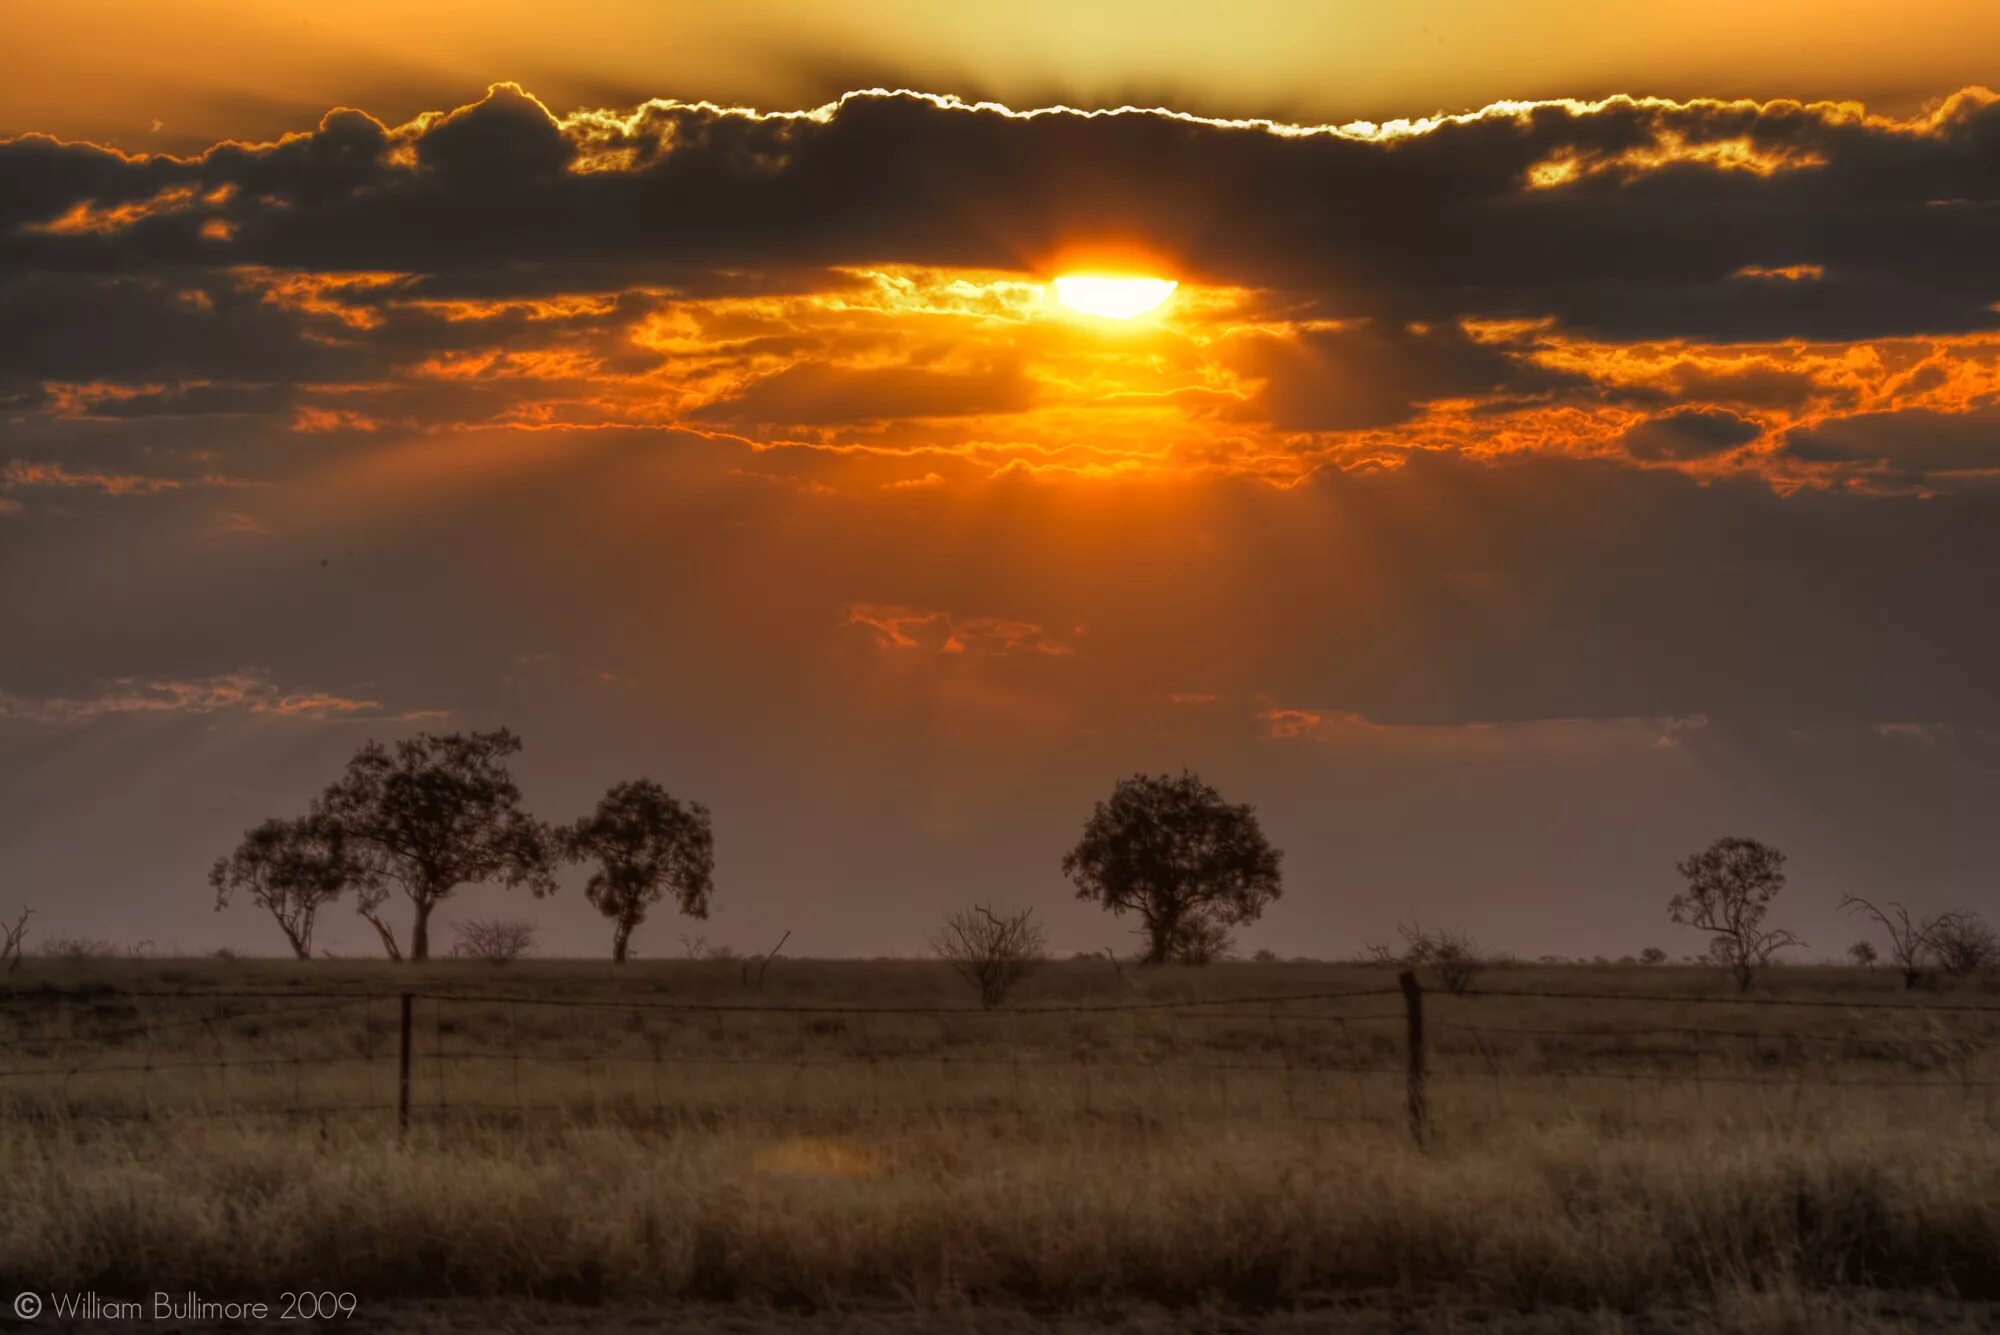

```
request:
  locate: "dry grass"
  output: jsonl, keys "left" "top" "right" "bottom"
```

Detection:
{"left": 3, "top": 958, "right": 1999, "bottom": 1326}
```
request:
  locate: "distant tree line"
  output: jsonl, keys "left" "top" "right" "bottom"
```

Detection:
{"left": 143, "top": 731, "right": 2000, "bottom": 992}
{"left": 211, "top": 729, "right": 713, "bottom": 963}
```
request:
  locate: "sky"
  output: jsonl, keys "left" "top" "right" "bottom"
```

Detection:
{"left": 3, "top": 7, "right": 1999, "bottom": 963}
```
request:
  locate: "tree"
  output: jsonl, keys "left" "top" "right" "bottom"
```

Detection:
{"left": 1848, "top": 939, "right": 1879, "bottom": 968}
{"left": 561, "top": 778, "right": 714, "bottom": 964}
{"left": 1668, "top": 837, "right": 1803, "bottom": 992}
{"left": 1639, "top": 946, "right": 1668, "bottom": 965}
{"left": 450, "top": 918, "right": 538, "bottom": 964}
{"left": 930, "top": 903, "right": 1047, "bottom": 1008}
{"left": 1839, "top": 895, "right": 1937, "bottom": 989}
{"left": 314, "top": 729, "right": 556, "bottom": 962}
{"left": 1061, "top": 771, "right": 1282, "bottom": 966}
{"left": 0, "top": 906, "right": 29, "bottom": 974}
{"left": 1928, "top": 910, "right": 1999, "bottom": 977}
{"left": 209, "top": 816, "right": 351, "bottom": 960}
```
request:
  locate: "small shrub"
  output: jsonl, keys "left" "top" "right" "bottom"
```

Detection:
{"left": 1364, "top": 922, "right": 1486, "bottom": 995}
{"left": 449, "top": 918, "right": 539, "bottom": 965}
{"left": 1929, "top": 911, "right": 1998, "bottom": 977}
{"left": 930, "top": 904, "right": 1047, "bottom": 1008}
{"left": 1639, "top": 946, "right": 1668, "bottom": 965}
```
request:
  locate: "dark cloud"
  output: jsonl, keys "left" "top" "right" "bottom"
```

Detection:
{"left": 7, "top": 86, "right": 2000, "bottom": 342}
{"left": 1781, "top": 407, "right": 2000, "bottom": 477}
{"left": 1221, "top": 321, "right": 1581, "bottom": 431}
{"left": 1621, "top": 406, "right": 1762, "bottom": 460}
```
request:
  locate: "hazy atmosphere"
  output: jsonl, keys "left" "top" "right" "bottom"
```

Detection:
{"left": 5, "top": 6, "right": 2000, "bottom": 965}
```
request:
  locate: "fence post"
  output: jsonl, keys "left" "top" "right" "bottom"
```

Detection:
{"left": 397, "top": 992, "right": 413, "bottom": 1135}
{"left": 1399, "top": 970, "right": 1429, "bottom": 1145}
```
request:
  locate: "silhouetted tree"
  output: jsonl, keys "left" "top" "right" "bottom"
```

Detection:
{"left": 209, "top": 815, "right": 351, "bottom": 959}
{"left": 561, "top": 778, "right": 714, "bottom": 964}
{"left": 314, "top": 729, "right": 556, "bottom": 961}
{"left": 1639, "top": 946, "right": 1668, "bottom": 965}
{"left": 930, "top": 903, "right": 1047, "bottom": 1007}
{"left": 1669, "top": 836, "right": 1802, "bottom": 992}
{"left": 1840, "top": 895, "right": 1933, "bottom": 987}
{"left": 1061, "top": 771, "right": 1282, "bottom": 965}
{"left": 1848, "top": 939, "right": 1879, "bottom": 968}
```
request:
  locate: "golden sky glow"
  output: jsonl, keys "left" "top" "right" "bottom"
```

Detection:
{"left": 6, "top": 41, "right": 2000, "bottom": 958}
{"left": 12, "top": 1, "right": 2000, "bottom": 151}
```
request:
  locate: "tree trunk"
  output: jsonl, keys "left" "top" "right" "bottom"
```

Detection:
{"left": 360, "top": 909, "right": 402, "bottom": 962}
{"left": 286, "top": 931, "right": 311, "bottom": 961}
{"left": 612, "top": 918, "right": 633, "bottom": 964}
{"left": 410, "top": 900, "right": 432, "bottom": 962}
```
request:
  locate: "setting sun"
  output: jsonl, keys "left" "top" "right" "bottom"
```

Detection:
{"left": 1052, "top": 273, "right": 1178, "bottom": 320}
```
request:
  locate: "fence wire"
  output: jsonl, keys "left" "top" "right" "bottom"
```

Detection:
{"left": 2, "top": 979, "right": 1997, "bottom": 1134}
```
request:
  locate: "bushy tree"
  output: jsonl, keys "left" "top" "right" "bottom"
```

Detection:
{"left": 561, "top": 778, "right": 714, "bottom": 964}
{"left": 1061, "top": 771, "right": 1282, "bottom": 966}
{"left": 1929, "top": 910, "right": 1999, "bottom": 977}
{"left": 1639, "top": 946, "right": 1668, "bottom": 965}
{"left": 930, "top": 903, "right": 1047, "bottom": 1007}
{"left": 209, "top": 815, "right": 352, "bottom": 959}
{"left": 314, "top": 729, "right": 556, "bottom": 961}
{"left": 1848, "top": 939, "right": 1879, "bottom": 968}
{"left": 1669, "top": 836, "right": 1802, "bottom": 992}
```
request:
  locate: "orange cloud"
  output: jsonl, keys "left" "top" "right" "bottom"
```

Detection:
{"left": 846, "top": 603, "right": 1072, "bottom": 656}
{"left": 0, "top": 669, "right": 443, "bottom": 725}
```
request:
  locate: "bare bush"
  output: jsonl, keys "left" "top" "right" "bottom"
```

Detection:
{"left": 1840, "top": 895, "right": 1943, "bottom": 989}
{"left": 39, "top": 934, "right": 118, "bottom": 960}
{"left": 930, "top": 904, "right": 1048, "bottom": 1008}
{"left": 1928, "top": 910, "right": 1999, "bottom": 977}
{"left": 449, "top": 918, "right": 539, "bottom": 965}
{"left": 1, "top": 907, "right": 30, "bottom": 973}
{"left": 1362, "top": 922, "right": 1485, "bottom": 995}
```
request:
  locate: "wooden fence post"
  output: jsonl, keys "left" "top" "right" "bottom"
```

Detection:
{"left": 1399, "top": 970, "right": 1429, "bottom": 1145}
{"left": 397, "top": 992, "right": 414, "bottom": 1135}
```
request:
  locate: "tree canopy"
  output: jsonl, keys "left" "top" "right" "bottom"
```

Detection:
{"left": 208, "top": 814, "right": 352, "bottom": 960}
{"left": 1061, "top": 770, "right": 1282, "bottom": 965}
{"left": 313, "top": 729, "right": 556, "bottom": 961}
{"left": 561, "top": 778, "right": 714, "bottom": 963}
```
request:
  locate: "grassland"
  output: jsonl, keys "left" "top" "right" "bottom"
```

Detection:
{"left": 4, "top": 957, "right": 2000, "bottom": 1331}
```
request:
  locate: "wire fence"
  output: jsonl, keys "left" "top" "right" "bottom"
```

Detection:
{"left": 4, "top": 974, "right": 1999, "bottom": 1137}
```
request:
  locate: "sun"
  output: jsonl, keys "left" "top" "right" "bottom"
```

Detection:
{"left": 1052, "top": 273, "right": 1178, "bottom": 320}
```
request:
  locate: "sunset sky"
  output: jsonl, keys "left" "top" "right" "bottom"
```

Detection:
{"left": 3, "top": 6, "right": 1998, "bottom": 960}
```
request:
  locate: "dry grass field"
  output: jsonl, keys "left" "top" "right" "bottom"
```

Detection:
{"left": 5, "top": 957, "right": 2000, "bottom": 1331}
